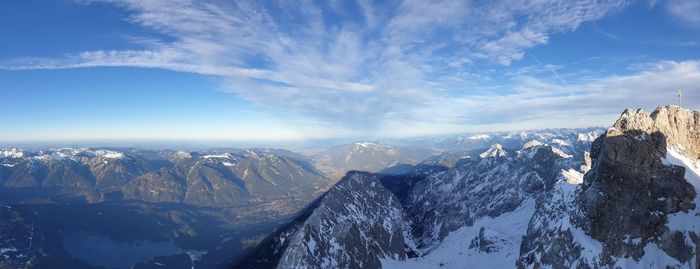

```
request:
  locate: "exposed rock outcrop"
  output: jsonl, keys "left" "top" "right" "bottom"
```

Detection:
{"left": 582, "top": 106, "right": 699, "bottom": 262}
{"left": 519, "top": 105, "right": 700, "bottom": 268}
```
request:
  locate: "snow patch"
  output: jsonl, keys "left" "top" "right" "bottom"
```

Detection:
{"left": 94, "top": 150, "right": 124, "bottom": 159}
{"left": 577, "top": 132, "right": 599, "bottom": 142}
{"left": 382, "top": 200, "right": 536, "bottom": 269}
{"left": 662, "top": 147, "right": 700, "bottom": 254}
{"left": 202, "top": 153, "right": 231, "bottom": 159}
{"left": 561, "top": 169, "right": 583, "bottom": 184}
{"left": 551, "top": 139, "right": 571, "bottom": 147}
{"left": 0, "top": 149, "right": 24, "bottom": 158}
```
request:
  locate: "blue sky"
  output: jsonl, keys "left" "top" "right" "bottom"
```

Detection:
{"left": 1, "top": 0, "right": 699, "bottom": 143}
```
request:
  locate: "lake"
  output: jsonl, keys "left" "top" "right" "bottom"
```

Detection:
{"left": 63, "top": 230, "right": 181, "bottom": 269}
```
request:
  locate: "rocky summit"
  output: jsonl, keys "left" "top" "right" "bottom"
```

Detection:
{"left": 521, "top": 105, "right": 700, "bottom": 268}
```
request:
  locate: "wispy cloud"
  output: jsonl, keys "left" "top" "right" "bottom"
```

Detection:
{"left": 665, "top": 0, "right": 700, "bottom": 27}
{"left": 9, "top": 0, "right": 692, "bottom": 139}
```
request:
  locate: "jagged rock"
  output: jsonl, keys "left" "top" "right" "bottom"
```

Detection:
{"left": 614, "top": 106, "right": 700, "bottom": 160}
{"left": 582, "top": 106, "right": 698, "bottom": 263}
{"left": 469, "top": 226, "right": 508, "bottom": 253}
{"left": 276, "top": 172, "right": 412, "bottom": 269}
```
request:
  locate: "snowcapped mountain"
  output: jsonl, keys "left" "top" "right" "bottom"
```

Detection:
{"left": 242, "top": 106, "right": 700, "bottom": 268}
{"left": 124, "top": 149, "right": 329, "bottom": 207}
{"left": 0, "top": 148, "right": 330, "bottom": 207}
{"left": 437, "top": 128, "right": 603, "bottom": 156}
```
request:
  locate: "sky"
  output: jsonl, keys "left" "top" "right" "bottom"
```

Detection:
{"left": 1, "top": 0, "right": 699, "bottom": 143}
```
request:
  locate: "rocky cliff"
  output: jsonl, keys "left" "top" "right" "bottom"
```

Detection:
{"left": 519, "top": 105, "right": 700, "bottom": 268}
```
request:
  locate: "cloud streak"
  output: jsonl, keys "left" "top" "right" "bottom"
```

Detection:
{"left": 6, "top": 0, "right": 696, "bottom": 139}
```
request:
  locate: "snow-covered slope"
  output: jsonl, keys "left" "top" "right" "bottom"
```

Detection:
{"left": 379, "top": 141, "right": 579, "bottom": 268}
{"left": 276, "top": 172, "right": 414, "bottom": 268}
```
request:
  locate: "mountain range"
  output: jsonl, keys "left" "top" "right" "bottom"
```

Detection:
{"left": 2, "top": 106, "right": 698, "bottom": 268}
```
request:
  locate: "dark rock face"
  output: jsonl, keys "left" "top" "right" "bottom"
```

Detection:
{"left": 581, "top": 106, "right": 699, "bottom": 263}
{"left": 519, "top": 106, "right": 700, "bottom": 268}
{"left": 276, "top": 172, "right": 412, "bottom": 269}
{"left": 469, "top": 226, "right": 508, "bottom": 253}
{"left": 582, "top": 129, "right": 695, "bottom": 261}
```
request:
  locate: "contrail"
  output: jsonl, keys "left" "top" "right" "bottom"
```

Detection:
{"left": 530, "top": 54, "right": 575, "bottom": 96}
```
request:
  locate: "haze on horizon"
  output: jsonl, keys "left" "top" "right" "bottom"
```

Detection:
{"left": 1, "top": 0, "right": 699, "bottom": 143}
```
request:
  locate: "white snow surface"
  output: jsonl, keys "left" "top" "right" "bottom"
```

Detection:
{"left": 521, "top": 140, "right": 544, "bottom": 150}
{"left": 0, "top": 149, "right": 24, "bottom": 158}
{"left": 577, "top": 132, "right": 599, "bottom": 142}
{"left": 551, "top": 138, "right": 571, "bottom": 147}
{"left": 381, "top": 200, "right": 536, "bottom": 269}
{"left": 463, "top": 134, "right": 491, "bottom": 141}
{"left": 201, "top": 153, "right": 232, "bottom": 159}
{"left": 660, "top": 147, "right": 700, "bottom": 267}
{"left": 94, "top": 150, "right": 124, "bottom": 159}
{"left": 479, "top": 144, "right": 507, "bottom": 158}
{"left": 354, "top": 142, "right": 386, "bottom": 149}
{"left": 561, "top": 168, "right": 583, "bottom": 184}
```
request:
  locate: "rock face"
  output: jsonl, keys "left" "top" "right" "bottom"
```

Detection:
{"left": 519, "top": 106, "right": 700, "bottom": 268}
{"left": 614, "top": 106, "right": 700, "bottom": 160}
{"left": 276, "top": 172, "right": 413, "bottom": 269}
{"left": 582, "top": 108, "right": 697, "bottom": 262}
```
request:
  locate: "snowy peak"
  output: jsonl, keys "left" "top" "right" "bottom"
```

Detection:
{"left": 577, "top": 132, "right": 599, "bottom": 142}
{"left": 0, "top": 148, "right": 24, "bottom": 159}
{"left": 521, "top": 140, "right": 544, "bottom": 150}
{"left": 479, "top": 144, "right": 508, "bottom": 159}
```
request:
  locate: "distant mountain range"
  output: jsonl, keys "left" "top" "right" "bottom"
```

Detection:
{"left": 303, "top": 142, "right": 436, "bottom": 180}
{"left": 0, "top": 148, "right": 330, "bottom": 208}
